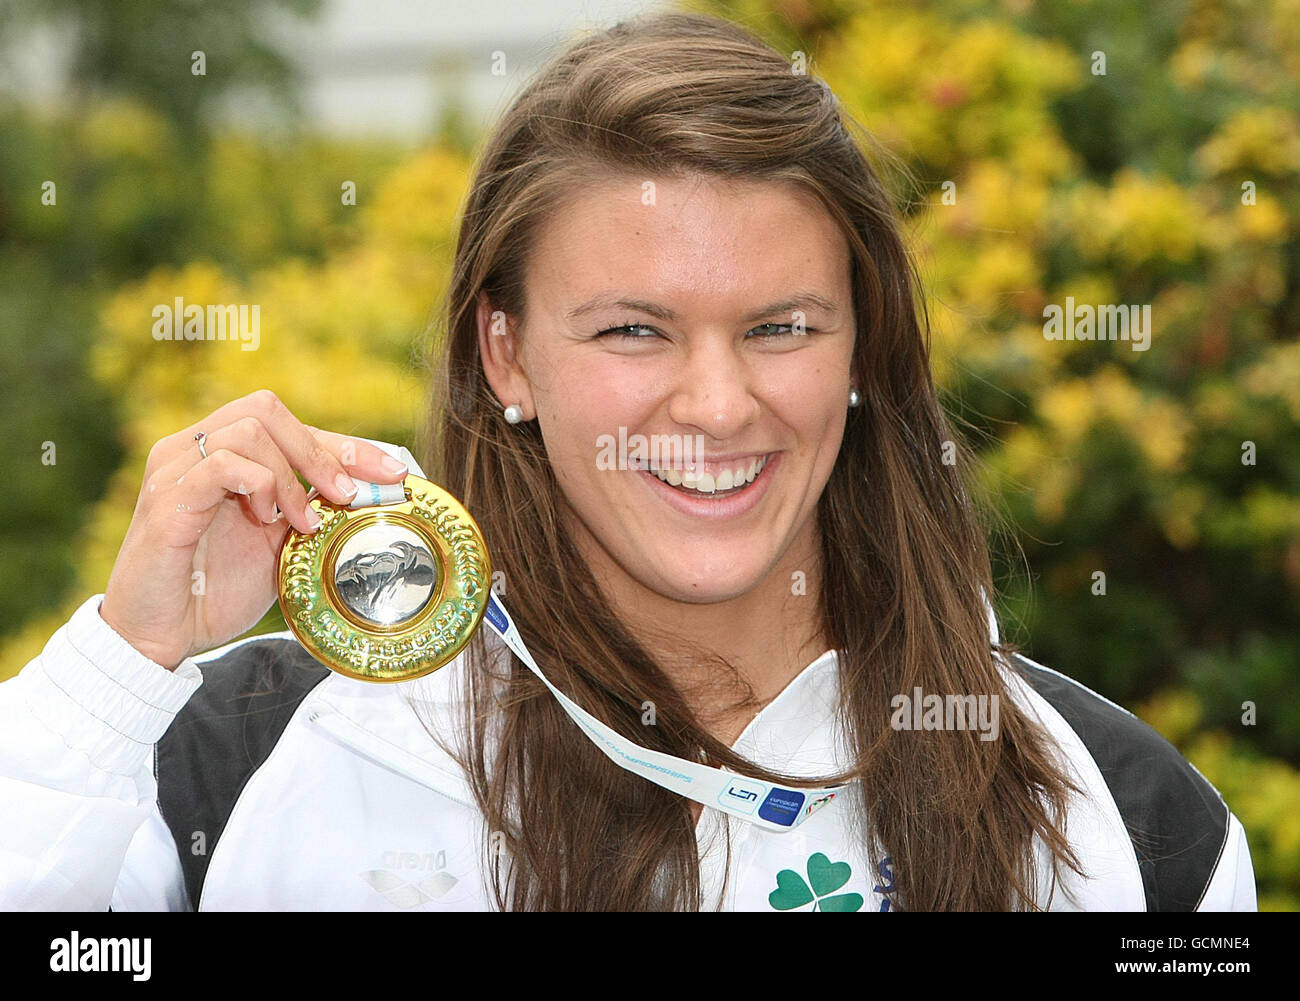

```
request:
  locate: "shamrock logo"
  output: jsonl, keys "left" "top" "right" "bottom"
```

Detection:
{"left": 768, "top": 852, "right": 864, "bottom": 912}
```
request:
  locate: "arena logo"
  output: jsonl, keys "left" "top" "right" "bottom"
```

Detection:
{"left": 594, "top": 427, "right": 708, "bottom": 471}
{"left": 890, "top": 687, "right": 1000, "bottom": 742}
{"left": 151, "top": 297, "right": 260, "bottom": 351}
{"left": 1043, "top": 297, "right": 1151, "bottom": 352}
{"left": 49, "top": 932, "right": 151, "bottom": 981}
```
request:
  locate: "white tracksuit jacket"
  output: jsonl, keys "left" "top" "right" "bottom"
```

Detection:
{"left": 0, "top": 450, "right": 1258, "bottom": 912}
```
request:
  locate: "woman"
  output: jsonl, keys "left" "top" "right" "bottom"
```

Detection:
{"left": 0, "top": 12, "right": 1255, "bottom": 911}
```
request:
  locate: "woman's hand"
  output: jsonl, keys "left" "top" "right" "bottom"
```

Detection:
{"left": 99, "top": 390, "right": 410, "bottom": 670}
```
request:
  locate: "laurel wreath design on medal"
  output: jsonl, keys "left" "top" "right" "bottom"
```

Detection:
{"left": 276, "top": 474, "right": 491, "bottom": 683}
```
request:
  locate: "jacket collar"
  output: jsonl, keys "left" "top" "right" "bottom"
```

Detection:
{"left": 302, "top": 655, "right": 480, "bottom": 807}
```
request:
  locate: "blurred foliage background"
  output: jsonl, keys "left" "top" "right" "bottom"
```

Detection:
{"left": 0, "top": 0, "right": 1295, "bottom": 909}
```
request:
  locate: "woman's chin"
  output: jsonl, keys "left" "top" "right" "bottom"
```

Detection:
{"left": 635, "top": 556, "right": 772, "bottom": 604}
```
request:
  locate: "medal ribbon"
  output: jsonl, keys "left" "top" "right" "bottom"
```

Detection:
{"left": 480, "top": 592, "right": 843, "bottom": 833}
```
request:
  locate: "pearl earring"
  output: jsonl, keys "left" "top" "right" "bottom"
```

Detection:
{"left": 503, "top": 404, "right": 524, "bottom": 424}
{"left": 848, "top": 388, "right": 861, "bottom": 408}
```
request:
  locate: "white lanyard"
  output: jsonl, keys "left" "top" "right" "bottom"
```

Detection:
{"left": 479, "top": 591, "right": 843, "bottom": 832}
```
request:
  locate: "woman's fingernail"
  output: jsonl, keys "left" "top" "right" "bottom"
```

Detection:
{"left": 335, "top": 473, "right": 359, "bottom": 499}
{"left": 306, "top": 509, "right": 322, "bottom": 533}
{"left": 379, "top": 455, "right": 408, "bottom": 477}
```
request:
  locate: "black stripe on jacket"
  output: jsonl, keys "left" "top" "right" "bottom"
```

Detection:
{"left": 154, "top": 637, "right": 328, "bottom": 909}
{"left": 1009, "top": 652, "right": 1229, "bottom": 911}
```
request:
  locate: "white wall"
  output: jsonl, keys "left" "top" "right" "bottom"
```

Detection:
{"left": 280, "top": 0, "right": 669, "bottom": 138}
{"left": 0, "top": 0, "right": 671, "bottom": 140}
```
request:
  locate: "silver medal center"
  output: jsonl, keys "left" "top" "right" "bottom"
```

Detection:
{"left": 333, "top": 523, "right": 438, "bottom": 627}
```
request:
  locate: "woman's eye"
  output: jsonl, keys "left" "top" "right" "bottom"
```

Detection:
{"left": 750, "top": 322, "right": 816, "bottom": 339}
{"left": 748, "top": 323, "right": 797, "bottom": 338}
{"left": 595, "top": 324, "right": 658, "bottom": 339}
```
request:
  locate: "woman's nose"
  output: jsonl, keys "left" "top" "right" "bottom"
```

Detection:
{"left": 665, "top": 340, "right": 760, "bottom": 439}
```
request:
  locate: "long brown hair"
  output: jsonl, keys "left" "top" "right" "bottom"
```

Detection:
{"left": 416, "top": 10, "right": 1086, "bottom": 910}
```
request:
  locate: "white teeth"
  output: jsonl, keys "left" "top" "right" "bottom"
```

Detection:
{"left": 648, "top": 455, "right": 768, "bottom": 495}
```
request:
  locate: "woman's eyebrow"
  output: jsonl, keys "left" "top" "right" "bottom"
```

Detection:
{"left": 566, "top": 291, "right": 841, "bottom": 323}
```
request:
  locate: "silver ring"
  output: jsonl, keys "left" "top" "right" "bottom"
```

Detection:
{"left": 194, "top": 431, "right": 208, "bottom": 459}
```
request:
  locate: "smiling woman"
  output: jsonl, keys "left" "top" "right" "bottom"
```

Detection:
{"left": 0, "top": 11, "right": 1255, "bottom": 913}
{"left": 428, "top": 16, "right": 1037, "bottom": 907}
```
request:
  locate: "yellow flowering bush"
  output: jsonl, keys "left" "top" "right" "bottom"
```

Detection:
{"left": 2, "top": 0, "right": 1297, "bottom": 907}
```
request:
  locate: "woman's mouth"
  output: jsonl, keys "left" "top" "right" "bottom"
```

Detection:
{"left": 628, "top": 452, "right": 778, "bottom": 518}
{"left": 644, "top": 454, "right": 769, "bottom": 497}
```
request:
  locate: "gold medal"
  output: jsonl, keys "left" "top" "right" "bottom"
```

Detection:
{"left": 276, "top": 474, "right": 491, "bottom": 683}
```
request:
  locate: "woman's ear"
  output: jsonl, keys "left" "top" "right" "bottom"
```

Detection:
{"left": 476, "top": 290, "right": 534, "bottom": 420}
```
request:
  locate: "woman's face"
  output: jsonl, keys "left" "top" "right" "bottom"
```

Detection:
{"left": 480, "top": 172, "right": 855, "bottom": 607}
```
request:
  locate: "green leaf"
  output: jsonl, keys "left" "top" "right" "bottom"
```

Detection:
{"left": 768, "top": 868, "right": 815, "bottom": 910}
{"left": 816, "top": 892, "right": 865, "bottom": 912}
{"left": 806, "top": 852, "right": 852, "bottom": 897}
